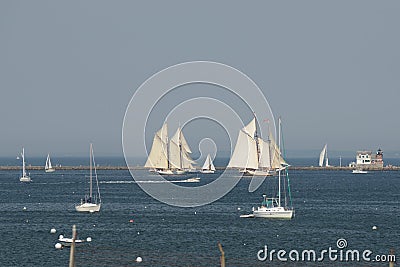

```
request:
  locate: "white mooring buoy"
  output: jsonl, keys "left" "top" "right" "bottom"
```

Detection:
{"left": 50, "top": 228, "right": 57, "bottom": 234}
{"left": 55, "top": 243, "right": 62, "bottom": 249}
{"left": 136, "top": 256, "right": 143, "bottom": 263}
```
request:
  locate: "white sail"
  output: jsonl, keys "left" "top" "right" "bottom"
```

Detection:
{"left": 144, "top": 123, "right": 169, "bottom": 169}
{"left": 319, "top": 144, "right": 327, "bottom": 167}
{"left": 227, "top": 125, "right": 258, "bottom": 169}
{"left": 169, "top": 127, "right": 194, "bottom": 169}
{"left": 45, "top": 154, "right": 53, "bottom": 169}
{"left": 258, "top": 138, "right": 271, "bottom": 168}
{"left": 202, "top": 154, "right": 216, "bottom": 171}
{"left": 270, "top": 135, "right": 287, "bottom": 169}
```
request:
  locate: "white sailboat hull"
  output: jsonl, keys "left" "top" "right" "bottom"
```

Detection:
{"left": 157, "top": 169, "right": 174, "bottom": 175}
{"left": 19, "top": 176, "right": 31, "bottom": 182}
{"left": 175, "top": 170, "right": 186, "bottom": 175}
{"left": 200, "top": 169, "right": 215, "bottom": 174}
{"left": 45, "top": 168, "right": 55, "bottom": 173}
{"left": 240, "top": 169, "right": 274, "bottom": 176}
{"left": 75, "top": 203, "right": 101, "bottom": 212}
{"left": 352, "top": 170, "right": 368, "bottom": 174}
{"left": 253, "top": 206, "right": 294, "bottom": 219}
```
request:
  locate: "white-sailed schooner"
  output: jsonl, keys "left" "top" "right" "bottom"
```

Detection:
{"left": 45, "top": 153, "right": 55, "bottom": 173}
{"left": 252, "top": 118, "right": 294, "bottom": 219}
{"left": 319, "top": 144, "right": 329, "bottom": 167}
{"left": 227, "top": 117, "right": 287, "bottom": 176}
{"left": 75, "top": 143, "right": 101, "bottom": 212}
{"left": 145, "top": 123, "right": 195, "bottom": 175}
{"left": 19, "top": 148, "right": 31, "bottom": 182}
{"left": 200, "top": 154, "right": 216, "bottom": 174}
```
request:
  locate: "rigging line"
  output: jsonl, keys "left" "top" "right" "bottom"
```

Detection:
{"left": 92, "top": 145, "right": 101, "bottom": 203}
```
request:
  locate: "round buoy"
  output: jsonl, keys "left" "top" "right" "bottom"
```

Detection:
{"left": 194, "top": 211, "right": 197, "bottom": 215}
{"left": 55, "top": 243, "right": 62, "bottom": 249}
{"left": 50, "top": 228, "right": 57, "bottom": 234}
{"left": 129, "top": 219, "right": 134, "bottom": 223}
{"left": 137, "top": 232, "right": 140, "bottom": 235}
{"left": 372, "top": 225, "right": 378, "bottom": 230}
{"left": 237, "top": 207, "right": 241, "bottom": 211}
{"left": 23, "top": 207, "right": 27, "bottom": 211}
{"left": 86, "top": 237, "right": 92, "bottom": 242}
{"left": 136, "top": 256, "right": 143, "bottom": 263}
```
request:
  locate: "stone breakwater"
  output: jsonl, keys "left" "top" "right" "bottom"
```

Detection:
{"left": 1, "top": 166, "right": 400, "bottom": 171}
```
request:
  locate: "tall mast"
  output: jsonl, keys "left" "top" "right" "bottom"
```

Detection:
{"left": 22, "top": 148, "right": 25, "bottom": 177}
{"left": 254, "top": 113, "right": 260, "bottom": 169}
{"left": 179, "top": 128, "right": 183, "bottom": 170}
{"left": 89, "top": 143, "right": 93, "bottom": 198}
{"left": 278, "top": 117, "right": 281, "bottom": 207}
{"left": 166, "top": 124, "right": 170, "bottom": 170}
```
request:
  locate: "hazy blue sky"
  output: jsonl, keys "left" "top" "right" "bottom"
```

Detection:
{"left": 1, "top": 1, "right": 399, "bottom": 158}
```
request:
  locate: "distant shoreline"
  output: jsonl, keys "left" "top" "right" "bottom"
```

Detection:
{"left": 2, "top": 166, "right": 400, "bottom": 171}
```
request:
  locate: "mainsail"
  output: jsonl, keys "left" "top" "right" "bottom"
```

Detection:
{"left": 45, "top": 154, "right": 53, "bottom": 170}
{"left": 227, "top": 118, "right": 259, "bottom": 169}
{"left": 169, "top": 127, "right": 194, "bottom": 170}
{"left": 319, "top": 144, "right": 327, "bottom": 167}
{"left": 144, "top": 123, "right": 169, "bottom": 169}
{"left": 270, "top": 135, "right": 288, "bottom": 169}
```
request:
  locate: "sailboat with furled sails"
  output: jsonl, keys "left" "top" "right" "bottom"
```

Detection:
{"left": 75, "top": 143, "right": 101, "bottom": 212}
{"left": 252, "top": 118, "right": 294, "bottom": 219}
{"left": 145, "top": 123, "right": 194, "bottom": 175}
{"left": 227, "top": 117, "right": 288, "bottom": 176}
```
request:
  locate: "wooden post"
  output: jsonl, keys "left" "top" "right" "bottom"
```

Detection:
{"left": 389, "top": 248, "right": 395, "bottom": 267}
{"left": 218, "top": 242, "right": 225, "bottom": 267}
{"left": 69, "top": 225, "right": 77, "bottom": 267}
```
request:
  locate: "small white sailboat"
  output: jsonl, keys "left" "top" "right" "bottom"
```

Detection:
{"left": 75, "top": 143, "right": 101, "bottom": 212}
{"left": 319, "top": 144, "right": 329, "bottom": 167}
{"left": 19, "top": 148, "right": 31, "bottom": 182}
{"left": 45, "top": 153, "right": 55, "bottom": 173}
{"left": 252, "top": 118, "right": 294, "bottom": 219}
{"left": 200, "top": 154, "right": 216, "bottom": 174}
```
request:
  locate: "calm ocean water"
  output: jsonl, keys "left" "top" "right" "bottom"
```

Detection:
{"left": 0, "top": 158, "right": 399, "bottom": 266}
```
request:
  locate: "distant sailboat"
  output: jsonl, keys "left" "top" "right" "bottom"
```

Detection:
{"left": 319, "top": 144, "right": 329, "bottom": 167}
{"left": 19, "top": 148, "right": 31, "bottom": 182}
{"left": 45, "top": 154, "right": 55, "bottom": 173}
{"left": 200, "top": 154, "right": 216, "bottom": 174}
{"left": 75, "top": 143, "right": 101, "bottom": 212}
{"left": 145, "top": 123, "right": 194, "bottom": 175}
{"left": 228, "top": 117, "right": 287, "bottom": 176}
{"left": 252, "top": 118, "right": 294, "bottom": 219}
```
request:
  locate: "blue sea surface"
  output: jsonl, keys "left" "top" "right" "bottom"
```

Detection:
{"left": 0, "top": 158, "right": 399, "bottom": 266}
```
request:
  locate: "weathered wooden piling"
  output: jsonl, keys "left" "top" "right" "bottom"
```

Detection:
{"left": 69, "top": 225, "right": 77, "bottom": 267}
{"left": 218, "top": 242, "right": 225, "bottom": 267}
